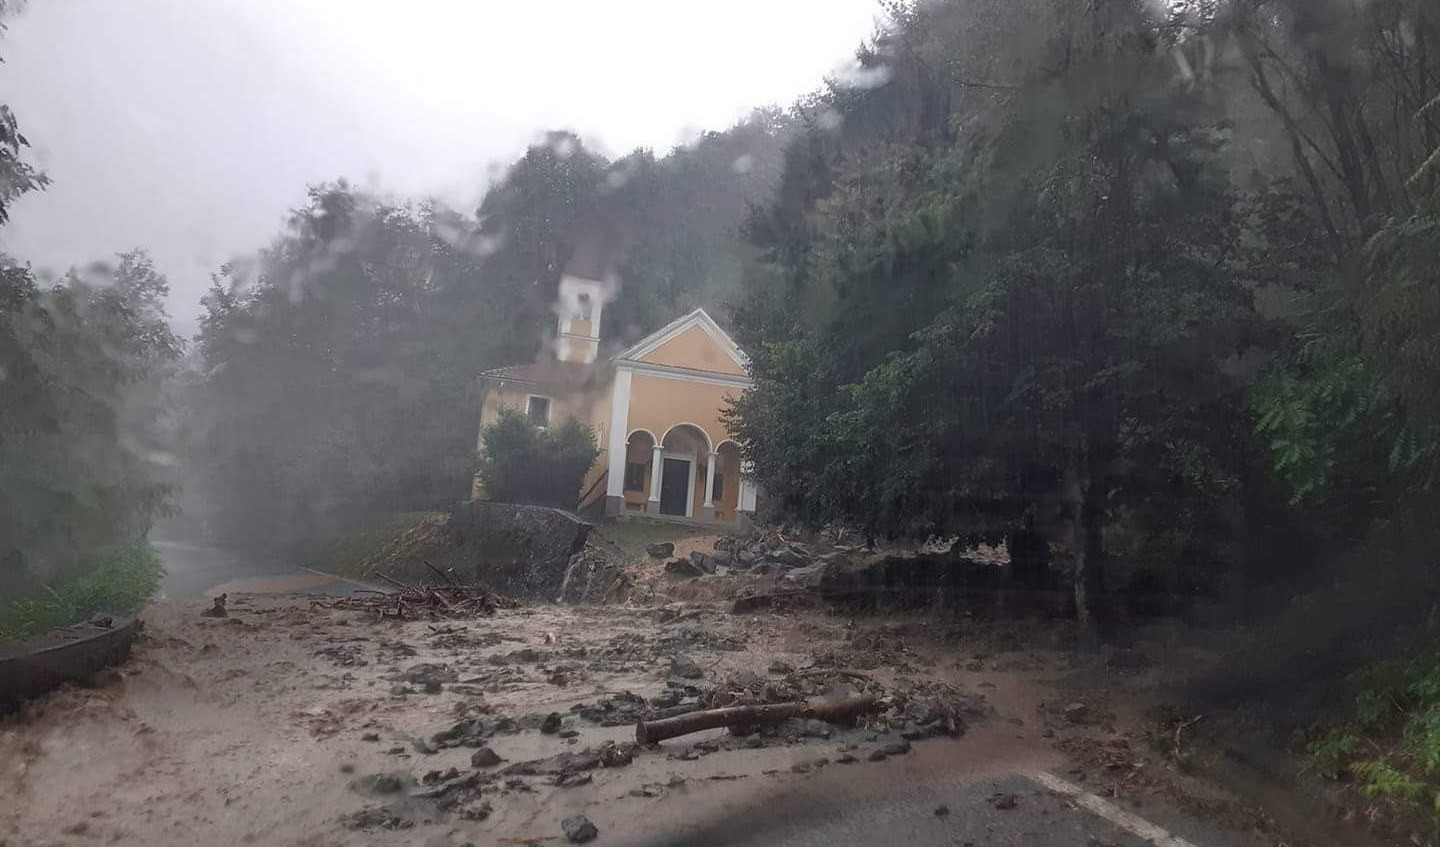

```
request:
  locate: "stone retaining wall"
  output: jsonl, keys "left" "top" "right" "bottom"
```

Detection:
{"left": 0, "top": 617, "right": 140, "bottom": 711}
{"left": 449, "top": 501, "right": 592, "bottom": 600}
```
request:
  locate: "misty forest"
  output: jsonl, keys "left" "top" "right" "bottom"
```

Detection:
{"left": 5, "top": 0, "right": 1440, "bottom": 844}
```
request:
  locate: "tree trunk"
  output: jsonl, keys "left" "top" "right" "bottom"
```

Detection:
{"left": 635, "top": 696, "right": 880, "bottom": 744}
{"left": 1061, "top": 458, "right": 1092, "bottom": 632}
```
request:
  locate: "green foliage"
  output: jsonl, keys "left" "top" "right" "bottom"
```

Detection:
{"left": 731, "top": 0, "right": 1267, "bottom": 615}
{"left": 477, "top": 408, "right": 598, "bottom": 508}
{"left": 1, "top": 251, "right": 180, "bottom": 590}
{"left": 298, "top": 512, "right": 438, "bottom": 578}
{"left": 1354, "top": 760, "right": 1429, "bottom": 803}
{"left": 1307, "top": 730, "right": 1359, "bottom": 780}
{"left": 0, "top": 103, "right": 48, "bottom": 225}
{"left": 1303, "top": 652, "right": 1440, "bottom": 827}
{"left": 0, "top": 544, "right": 165, "bottom": 641}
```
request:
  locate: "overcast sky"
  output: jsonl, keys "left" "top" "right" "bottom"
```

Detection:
{"left": 0, "top": 0, "right": 881, "bottom": 329}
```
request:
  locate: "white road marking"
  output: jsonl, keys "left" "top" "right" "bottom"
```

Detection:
{"left": 1029, "top": 771, "right": 1204, "bottom": 847}
{"left": 298, "top": 566, "right": 382, "bottom": 591}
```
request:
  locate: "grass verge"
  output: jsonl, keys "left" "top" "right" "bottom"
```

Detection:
{"left": 0, "top": 544, "right": 165, "bottom": 642}
{"left": 298, "top": 512, "right": 439, "bottom": 579}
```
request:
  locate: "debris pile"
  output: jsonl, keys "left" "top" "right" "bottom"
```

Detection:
{"left": 317, "top": 576, "right": 514, "bottom": 621}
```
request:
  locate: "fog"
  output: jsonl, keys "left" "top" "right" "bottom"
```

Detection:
{"left": 0, "top": 0, "right": 878, "bottom": 329}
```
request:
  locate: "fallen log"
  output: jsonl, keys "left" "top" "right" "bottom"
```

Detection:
{"left": 635, "top": 695, "right": 880, "bottom": 744}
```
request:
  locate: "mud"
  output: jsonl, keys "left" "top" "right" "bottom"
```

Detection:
{"left": 0, "top": 591, "right": 1091, "bottom": 847}
{"left": 0, "top": 571, "right": 1321, "bottom": 847}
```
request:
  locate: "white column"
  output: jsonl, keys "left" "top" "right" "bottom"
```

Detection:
{"left": 648, "top": 445, "right": 664, "bottom": 504}
{"left": 604, "top": 368, "right": 632, "bottom": 499}
{"left": 703, "top": 451, "right": 718, "bottom": 508}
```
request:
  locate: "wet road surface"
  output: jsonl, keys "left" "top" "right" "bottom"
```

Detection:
{"left": 119, "top": 548, "right": 1293, "bottom": 847}
{"left": 154, "top": 538, "right": 371, "bottom": 599}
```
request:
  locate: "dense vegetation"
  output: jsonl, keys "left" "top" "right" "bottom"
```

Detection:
{"left": 477, "top": 409, "right": 599, "bottom": 508}
{"left": 1, "top": 53, "right": 179, "bottom": 629}
{"left": 721, "top": 0, "right": 1440, "bottom": 822}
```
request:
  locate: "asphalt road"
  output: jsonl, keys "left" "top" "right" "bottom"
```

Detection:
{"left": 632, "top": 769, "right": 1251, "bottom": 847}
{"left": 145, "top": 539, "right": 1292, "bottom": 847}
{"left": 153, "top": 539, "right": 370, "bottom": 599}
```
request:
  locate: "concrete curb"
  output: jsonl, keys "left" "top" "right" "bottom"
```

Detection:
{"left": 0, "top": 616, "right": 141, "bottom": 711}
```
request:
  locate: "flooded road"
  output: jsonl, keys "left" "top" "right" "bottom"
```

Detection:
{"left": 0, "top": 587, "right": 1297, "bottom": 847}
{"left": 153, "top": 539, "right": 370, "bottom": 599}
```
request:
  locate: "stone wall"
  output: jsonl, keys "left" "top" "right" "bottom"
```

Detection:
{"left": 448, "top": 501, "right": 592, "bottom": 600}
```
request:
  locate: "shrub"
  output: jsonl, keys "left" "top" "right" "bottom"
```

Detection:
{"left": 477, "top": 409, "right": 599, "bottom": 508}
{"left": 0, "top": 544, "right": 165, "bottom": 641}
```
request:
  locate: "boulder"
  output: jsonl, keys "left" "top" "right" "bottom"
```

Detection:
{"left": 646, "top": 542, "right": 675, "bottom": 558}
{"left": 688, "top": 551, "right": 714, "bottom": 573}
{"left": 670, "top": 655, "right": 704, "bottom": 680}
{"left": 664, "top": 558, "right": 705, "bottom": 578}
{"left": 561, "top": 815, "right": 598, "bottom": 844}
{"left": 770, "top": 545, "right": 811, "bottom": 569}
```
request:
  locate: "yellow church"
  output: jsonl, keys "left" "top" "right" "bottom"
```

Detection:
{"left": 474, "top": 271, "right": 757, "bottom": 525}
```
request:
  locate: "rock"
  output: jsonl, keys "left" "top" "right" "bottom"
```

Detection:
{"left": 665, "top": 558, "right": 705, "bottom": 578}
{"left": 900, "top": 723, "right": 949, "bottom": 742}
{"left": 835, "top": 753, "right": 857, "bottom": 764}
{"left": 770, "top": 545, "right": 810, "bottom": 568}
{"left": 882, "top": 739, "right": 912, "bottom": 756}
{"left": 989, "top": 792, "right": 1018, "bottom": 810}
{"left": 934, "top": 805, "right": 950, "bottom": 816}
{"left": 867, "top": 748, "right": 889, "bottom": 762}
{"left": 688, "top": 551, "right": 714, "bottom": 573}
{"left": 783, "top": 564, "right": 826, "bottom": 587}
{"left": 1063, "top": 702, "right": 1090, "bottom": 724}
{"left": 670, "top": 654, "right": 704, "bottom": 680}
{"left": 710, "top": 550, "right": 734, "bottom": 566}
{"left": 767, "top": 660, "right": 795, "bottom": 675}
{"left": 558, "top": 728, "right": 579, "bottom": 739}
{"left": 470, "top": 747, "right": 503, "bottom": 767}
{"left": 647, "top": 542, "right": 676, "bottom": 558}
{"left": 351, "top": 773, "right": 406, "bottom": 795}
{"left": 200, "top": 594, "right": 228, "bottom": 618}
{"left": 457, "top": 800, "right": 493, "bottom": 821}
{"left": 401, "top": 664, "right": 457, "bottom": 687}
{"left": 540, "top": 712, "right": 563, "bottom": 734}
{"left": 555, "top": 772, "right": 593, "bottom": 787}
{"left": 736, "top": 549, "right": 758, "bottom": 566}
{"left": 561, "top": 814, "right": 599, "bottom": 843}
{"left": 342, "top": 807, "right": 413, "bottom": 831}
{"left": 360, "top": 732, "right": 380, "bottom": 742}
{"left": 800, "top": 719, "right": 833, "bottom": 739}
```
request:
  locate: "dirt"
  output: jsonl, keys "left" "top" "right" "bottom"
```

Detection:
{"left": 0, "top": 560, "right": 1342, "bottom": 847}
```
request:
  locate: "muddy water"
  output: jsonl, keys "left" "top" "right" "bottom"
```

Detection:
{"left": 0, "top": 594, "right": 1093, "bottom": 847}
{"left": 4, "top": 588, "right": 1301, "bottom": 847}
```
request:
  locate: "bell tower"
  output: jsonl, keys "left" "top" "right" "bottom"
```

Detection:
{"left": 555, "top": 274, "right": 605, "bottom": 364}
